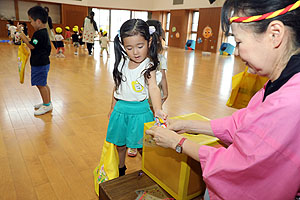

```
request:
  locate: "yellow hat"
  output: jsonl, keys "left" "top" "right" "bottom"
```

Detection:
{"left": 74, "top": 25, "right": 78, "bottom": 28}
{"left": 56, "top": 27, "right": 62, "bottom": 33}
{"left": 80, "top": 27, "right": 84, "bottom": 31}
{"left": 73, "top": 27, "right": 78, "bottom": 32}
{"left": 103, "top": 31, "right": 107, "bottom": 35}
{"left": 65, "top": 26, "right": 70, "bottom": 30}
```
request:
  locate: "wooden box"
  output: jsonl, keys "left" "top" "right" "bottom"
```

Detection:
{"left": 142, "top": 113, "right": 221, "bottom": 200}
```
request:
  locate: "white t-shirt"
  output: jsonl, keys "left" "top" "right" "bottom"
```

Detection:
{"left": 8, "top": 25, "right": 17, "bottom": 37}
{"left": 100, "top": 36, "right": 109, "bottom": 48}
{"left": 55, "top": 34, "right": 64, "bottom": 41}
{"left": 114, "top": 57, "right": 152, "bottom": 101}
{"left": 156, "top": 54, "right": 167, "bottom": 84}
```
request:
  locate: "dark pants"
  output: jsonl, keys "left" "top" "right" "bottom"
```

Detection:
{"left": 52, "top": 41, "right": 57, "bottom": 49}
{"left": 87, "top": 42, "right": 93, "bottom": 55}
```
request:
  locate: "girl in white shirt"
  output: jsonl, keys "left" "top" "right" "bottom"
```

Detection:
{"left": 106, "top": 19, "right": 168, "bottom": 176}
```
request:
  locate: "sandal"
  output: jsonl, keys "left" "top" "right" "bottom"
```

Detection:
{"left": 127, "top": 148, "right": 137, "bottom": 157}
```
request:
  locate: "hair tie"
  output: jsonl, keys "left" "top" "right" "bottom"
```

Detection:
{"left": 149, "top": 26, "right": 156, "bottom": 35}
{"left": 230, "top": 0, "right": 300, "bottom": 24}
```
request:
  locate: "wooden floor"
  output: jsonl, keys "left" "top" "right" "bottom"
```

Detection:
{"left": 0, "top": 41, "right": 244, "bottom": 200}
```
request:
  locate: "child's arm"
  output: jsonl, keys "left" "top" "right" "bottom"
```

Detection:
{"left": 161, "top": 69, "right": 168, "bottom": 104}
{"left": 16, "top": 23, "right": 34, "bottom": 49}
{"left": 108, "top": 87, "right": 117, "bottom": 119}
{"left": 148, "top": 70, "right": 168, "bottom": 120}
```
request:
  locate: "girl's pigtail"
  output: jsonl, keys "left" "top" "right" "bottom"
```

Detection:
{"left": 113, "top": 35, "right": 127, "bottom": 91}
{"left": 144, "top": 32, "right": 160, "bottom": 80}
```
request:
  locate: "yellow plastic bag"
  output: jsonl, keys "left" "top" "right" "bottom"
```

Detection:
{"left": 17, "top": 42, "right": 30, "bottom": 84}
{"left": 227, "top": 67, "right": 268, "bottom": 109}
{"left": 93, "top": 141, "right": 119, "bottom": 196}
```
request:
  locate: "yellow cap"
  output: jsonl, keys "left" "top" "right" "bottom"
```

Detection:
{"left": 65, "top": 26, "right": 70, "bottom": 30}
{"left": 74, "top": 25, "right": 78, "bottom": 28}
{"left": 80, "top": 27, "right": 84, "bottom": 31}
{"left": 103, "top": 31, "right": 107, "bottom": 35}
{"left": 56, "top": 27, "right": 62, "bottom": 33}
{"left": 73, "top": 27, "right": 78, "bottom": 32}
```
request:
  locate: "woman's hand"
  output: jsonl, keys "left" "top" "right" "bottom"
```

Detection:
{"left": 155, "top": 109, "right": 168, "bottom": 121}
{"left": 167, "top": 119, "right": 189, "bottom": 133}
{"left": 146, "top": 126, "right": 182, "bottom": 149}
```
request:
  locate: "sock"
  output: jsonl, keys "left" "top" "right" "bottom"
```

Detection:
{"left": 43, "top": 101, "right": 51, "bottom": 106}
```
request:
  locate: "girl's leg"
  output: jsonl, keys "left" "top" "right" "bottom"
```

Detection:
{"left": 56, "top": 47, "right": 60, "bottom": 54}
{"left": 117, "top": 145, "right": 127, "bottom": 176}
{"left": 117, "top": 145, "right": 126, "bottom": 168}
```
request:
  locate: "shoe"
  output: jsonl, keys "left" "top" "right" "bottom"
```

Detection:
{"left": 127, "top": 148, "right": 137, "bottom": 157}
{"left": 60, "top": 54, "right": 65, "bottom": 58}
{"left": 88, "top": 54, "right": 92, "bottom": 56}
{"left": 119, "top": 165, "right": 127, "bottom": 177}
{"left": 100, "top": 54, "right": 103, "bottom": 57}
{"left": 74, "top": 52, "right": 78, "bottom": 55}
{"left": 34, "top": 103, "right": 43, "bottom": 109}
{"left": 34, "top": 104, "right": 53, "bottom": 116}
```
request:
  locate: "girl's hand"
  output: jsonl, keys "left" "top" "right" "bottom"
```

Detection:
{"left": 167, "top": 119, "right": 189, "bottom": 134}
{"left": 155, "top": 110, "right": 168, "bottom": 121}
{"left": 146, "top": 126, "right": 182, "bottom": 149}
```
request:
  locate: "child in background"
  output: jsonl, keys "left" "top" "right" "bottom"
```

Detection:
{"left": 127, "top": 20, "right": 169, "bottom": 157}
{"left": 65, "top": 26, "right": 71, "bottom": 45}
{"left": 72, "top": 26, "right": 80, "bottom": 55}
{"left": 99, "top": 31, "right": 109, "bottom": 57}
{"left": 16, "top": 5, "right": 53, "bottom": 115}
{"left": 79, "top": 27, "right": 84, "bottom": 48}
{"left": 8, "top": 20, "right": 17, "bottom": 44}
{"left": 20, "top": 22, "right": 28, "bottom": 36}
{"left": 106, "top": 19, "right": 167, "bottom": 176}
{"left": 55, "top": 27, "right": 65, "bottom": 58}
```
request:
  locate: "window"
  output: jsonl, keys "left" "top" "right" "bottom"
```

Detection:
{"left": 190, "top": 11, "right": 199, "bottom": 41}
{"left": 132, "top": 11, "right": 148, "bottom": 21}
{"left": 0, "top": 0, "right": 15, "bottom": 20}
{"left": 40, "top": 3, "right": 61, "bottom": 24}
{"left": 18, "top": 1, "right": 38, "bottom": 21}
{"left": 165, "top": 12, "right": 171, "bottom": 46}
{"left": 111, "top": 10, "right": 130, "bottom": 39}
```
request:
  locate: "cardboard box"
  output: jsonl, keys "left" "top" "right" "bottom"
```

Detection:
{"left": 142, "top": 113, "right": 222, "bottom": 200}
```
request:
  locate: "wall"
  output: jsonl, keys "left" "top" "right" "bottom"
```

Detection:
{"left": 37, "top": 0, "right": 225, "bottom": 10}
{"left": 196, "top": 7, "right": 222, "bottom": 52}
{"left": 61, "top": 4, "right": 87, "bottom": 29}
{"left": 167, "top": 10, "right": 190, "bottom": 48}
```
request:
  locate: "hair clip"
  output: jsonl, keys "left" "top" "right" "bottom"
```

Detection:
{"left": 154, "top": 117, "right": 167, "bottom": 128}
{"left": 149, "top": 26, "right": 156, "bottom": 35}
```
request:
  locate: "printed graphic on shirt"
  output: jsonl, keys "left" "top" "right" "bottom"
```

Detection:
{"left": 32, "top": 39, "right": 38, "bottom": 45}
{"left": 132, "top": 80, "right": 144, "bottom": 92}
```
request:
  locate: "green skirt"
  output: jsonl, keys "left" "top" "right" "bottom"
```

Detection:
{"left": 106, "top": 100, "right": 154, "bottom": 148}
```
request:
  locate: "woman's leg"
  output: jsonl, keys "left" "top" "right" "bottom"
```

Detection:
{"left": 87, "top": 43, "right": 92, "bottom": 55}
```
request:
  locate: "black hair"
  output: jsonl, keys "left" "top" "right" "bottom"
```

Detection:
{"left": 8, "top": 20, "right": 14, "bottom": 25}
{"left": 146, "top": 19, "right": 164, "bottom": 53}
{"left": 89, "top": 11, "right": 95, "bottom": 23}
{"left": 113, "top": 19, "right": 160, "bottom": 91}
{"left": 103, "top": 32, "right": 107, "bottom": 37}
{"left": 221, "top": 0, "right": 300, "bottom": 47}
{"left": 28, "top": 6, "right": 48, "bottom": 24}
{"left": 44, "top": 7, "right": 49, "bottom": 13}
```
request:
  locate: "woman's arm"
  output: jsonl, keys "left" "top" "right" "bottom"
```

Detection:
{"left": 168, "top": 119, "right": 215, "bottom": 136}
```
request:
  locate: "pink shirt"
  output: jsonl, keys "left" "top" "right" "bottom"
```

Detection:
{"left": 199, "top": 73, "right": 300, "bottom": 199}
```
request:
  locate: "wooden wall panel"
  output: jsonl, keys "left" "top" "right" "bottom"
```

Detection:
{"left": 168, "top": 10, "right": 189, "bottom": 48}
{"left": 61, "top": 4, "right": 88, "bottom": 31}
{"left": 196, "top": 7, "right": 221, "bottom": 53}
{"left": 151, "top": 11, "right": 163, "bottom": 22}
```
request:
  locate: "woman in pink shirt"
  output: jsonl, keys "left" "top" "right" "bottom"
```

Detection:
{"left": 146, "top": 0, "right": 300, "bottom": 199}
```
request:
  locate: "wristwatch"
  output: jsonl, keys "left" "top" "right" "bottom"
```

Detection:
{"left": 175, "top": 138, "right": 187, "bottom": 153}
